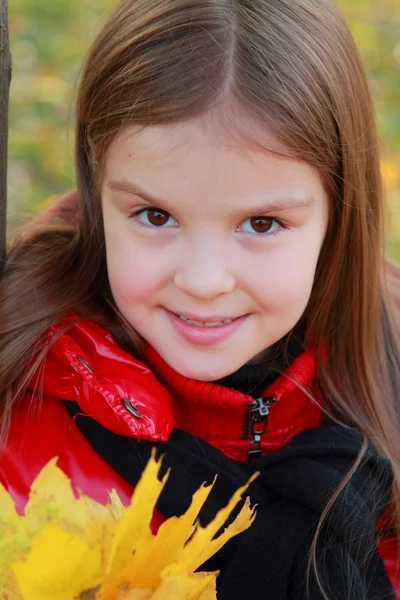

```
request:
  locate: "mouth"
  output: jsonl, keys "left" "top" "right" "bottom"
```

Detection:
{"left": 165, "top": 309, "right": 248, "bottom": 346}
{"left": 177, "top": 315, "right": 237, "bottom": 328}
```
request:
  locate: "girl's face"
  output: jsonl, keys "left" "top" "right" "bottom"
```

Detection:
{"left": 101, "top": 118, "right": 329, "bottom": 380}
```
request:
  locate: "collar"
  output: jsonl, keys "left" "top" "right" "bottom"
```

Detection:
{"left": 33, "top": 316, "right": 323, "bottom": 462}
{"left": 214, "top": 331, "right": 304, "bottom": 397}
{"left": 144, "top": 341, "right": 323, "bottom": 460}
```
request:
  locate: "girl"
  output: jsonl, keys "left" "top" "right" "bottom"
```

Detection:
{"left": 1, "top": 0, "right": 400, "bottom": 597}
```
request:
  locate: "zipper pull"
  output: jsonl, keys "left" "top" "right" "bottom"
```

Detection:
{"left": 247, "top": 396, "right": 278, "bottom": 459}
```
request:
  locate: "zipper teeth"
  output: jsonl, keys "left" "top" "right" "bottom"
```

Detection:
{"left": 241, "top": 397, "right": 266, "bottom": 440}
{"left": 241, "top": 408, "right": 250, "bottom": 439}
{"left": 246, "top": 397, "right": 278, "bottom": 458}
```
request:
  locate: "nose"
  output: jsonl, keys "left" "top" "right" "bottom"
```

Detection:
{"left": 174, "top": 240, "right": 236, "bottom": 300}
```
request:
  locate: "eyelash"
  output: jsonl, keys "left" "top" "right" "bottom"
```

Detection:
{"left": 128, "top": 206, "right": 289, "bottom": 238}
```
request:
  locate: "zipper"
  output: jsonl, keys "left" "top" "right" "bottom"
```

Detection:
{"left": 247, "top": 396, "right": 278, "bottom": 459}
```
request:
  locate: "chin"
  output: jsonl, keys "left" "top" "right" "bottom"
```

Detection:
{"left": 170, "top": 356, "right": 240, "bottom": 382}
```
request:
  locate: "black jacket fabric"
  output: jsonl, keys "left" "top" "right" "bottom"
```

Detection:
{"left": 65, "top": 402, "right": 395, "bottom": 599}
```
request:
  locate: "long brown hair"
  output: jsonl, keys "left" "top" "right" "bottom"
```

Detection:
{"left": 1, "top": 0, "right": 400, "bottom": 594}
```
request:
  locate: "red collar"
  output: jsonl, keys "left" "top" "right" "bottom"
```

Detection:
{"left": 33, "top": 317, "right": 323, "bottom": 462}
{"left": 144, "top": 342, "right": 323, "bottom": 460}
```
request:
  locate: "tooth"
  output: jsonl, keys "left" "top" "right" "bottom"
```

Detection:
{"left": 178, "top": 315, "right": 235, "bottom": 327}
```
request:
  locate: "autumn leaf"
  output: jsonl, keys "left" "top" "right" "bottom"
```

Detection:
{"left": 13, "top": 523, "right": 103, "bottom": 600}
{"left": 0, "top": 450, "right": 256, "bottom": 599}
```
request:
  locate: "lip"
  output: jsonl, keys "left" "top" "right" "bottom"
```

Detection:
{"left": 165, "top": 309, "right": 248, "bottom": 346}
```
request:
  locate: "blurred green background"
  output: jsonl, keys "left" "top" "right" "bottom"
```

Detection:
{"left": 7, "top": 0, "right": 400, "bottom": 260}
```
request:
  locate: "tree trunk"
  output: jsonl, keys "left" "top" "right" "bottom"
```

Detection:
{"left": 0, "top": 0, "right": 11, "bottom": 272}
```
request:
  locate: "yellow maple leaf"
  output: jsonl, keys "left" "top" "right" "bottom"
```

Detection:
{"left": 0, "top": 479, "right": 31, "bottom": 597}
{"left": 13, "top": 523, "right": 103, "bottom": 600}
{"left": 0, "top": 450, "right": 257, "bottom": 599}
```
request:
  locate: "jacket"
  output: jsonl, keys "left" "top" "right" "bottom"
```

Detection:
{"left": 64, "top": 404, "right": 396, "bottom": 599}
{"left": 0, "top": 316, "right": 399, "bottom": 596}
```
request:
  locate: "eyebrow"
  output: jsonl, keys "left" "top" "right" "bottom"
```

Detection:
{"left": 106, "top": 179, "right": 316, "bottom": 215}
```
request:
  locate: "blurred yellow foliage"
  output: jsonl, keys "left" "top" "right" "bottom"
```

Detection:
{"left": 381, "top": 159, "right": 400, "bottom": 190}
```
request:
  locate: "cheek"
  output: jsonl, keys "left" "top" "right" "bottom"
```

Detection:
{"left": 104, "top": 231, "right": 172, "bottom": 308}
{"left": 109, "top": 263, "right": 154, "bottom": 307}
{"left": 251, "top": 240, "right": 321, "bottom": 316}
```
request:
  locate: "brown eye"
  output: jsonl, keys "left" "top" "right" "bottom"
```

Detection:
{"left": 250, "top": 217, "right": 274, "bottom": 233}
{"left": 132, "top": 206, "right": 178, "bottom": 229}
{"left": 147, "top": 209, "right": 170, "bottom": 226}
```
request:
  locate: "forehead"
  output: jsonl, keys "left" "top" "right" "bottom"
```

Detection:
{"left": 104, "top": 117, "right": 326, "bottom": 210}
